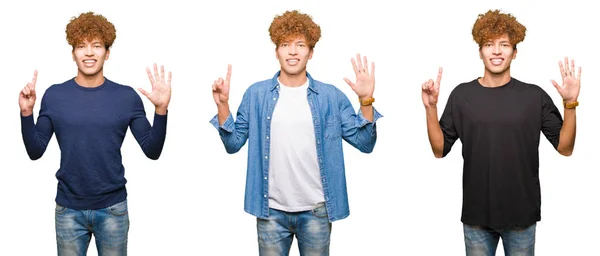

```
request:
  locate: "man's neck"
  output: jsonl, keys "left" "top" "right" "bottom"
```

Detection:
{"left": 479, "top": 70, "right": 511, "bottom": 88}
{"left": 75, "top": 72, "right": 105, "bottom": 88}
{"left": 278, "top": 71, "right": 307, "bottom": 87}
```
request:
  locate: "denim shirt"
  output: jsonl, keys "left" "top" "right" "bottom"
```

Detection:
{"left": 210, "top": 71, "right": 383, "bottom": 222}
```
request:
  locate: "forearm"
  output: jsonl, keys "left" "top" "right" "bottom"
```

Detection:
{"left": 135, "top": 113, "right": 168, "bottom": 160}
{"left": 425, "top": 106, "right": 444, "bottom": 158}
{"left": 217, "top": 103, "right": 230, "bottom": 126}
{"left": 360, "top": 105, "right": 373, "bottom": 122}
{"left": 20, "top": 114, "right": 50, "bottom": 160}
{"left": 557, "top": 108, "right": 576, "bottom": 156}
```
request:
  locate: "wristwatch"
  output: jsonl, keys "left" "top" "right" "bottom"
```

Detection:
{"left": 563, "top": 100, "right": 579, "bottom": 109}
{"left": 359, "top": 97, "right": 375, "bottom": 106}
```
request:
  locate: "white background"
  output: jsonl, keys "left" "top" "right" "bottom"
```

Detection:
{"left": 1, "top": 0, "right": 598, "bottom": 255}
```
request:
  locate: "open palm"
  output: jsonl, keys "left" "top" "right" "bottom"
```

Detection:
{"left": 551, "top": 57, "right": 581, "bottom": 102}
{"left": 343, "top": 53, "right": 375, "bottom": 99}
{"left": 139, "top": 64, "right": 172, "bottom": 110}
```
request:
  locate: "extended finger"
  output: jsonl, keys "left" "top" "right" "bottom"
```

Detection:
{"left": 154, "top": 63, "right": 160, "bottom": 81}
{"left": 577, "top": 67, "right": 582, "bottom": 82}
{"left": 146, "top": 67, "right": 155, "bottom": 85}
{"left": 167, "top": 71, "right": 172, "bottom": 86}
{"left": 356, "top": 53, "right": 364, "bottom": 72}
{"left": 570, "top": 59, "right": 575, "bottom": 77}
{"left": 362, "top": 55, "right": 368, "bottom": 73}
{"left": 350, "top": 57, "right": 359, "bottom": 74}
{"left": 31, "top": 70, "right": 38, "bottom": 89}
{"left": 160, "top": 65, "right": 165, "bottom": 82}
{"left": 226, "top": 64, "right": 232, "bottom": 83}
{"left": 436, "top": 67, "right": 443, "bottom": 85}
{"left": 371, "top": 62, "right": 375, "bottom": 76}
{"left": 558, "top": 61, "right": 566, "bottom": 78}
{"left": 343, "top": 77, "right": 356, "bottom": 89}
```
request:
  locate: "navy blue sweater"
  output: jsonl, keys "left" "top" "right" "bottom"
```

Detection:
{"left": 21, "top": 78, "right": 167, "bottom": 210}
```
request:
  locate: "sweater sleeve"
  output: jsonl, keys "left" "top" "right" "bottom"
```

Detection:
{"left": 129, "top": 91, "right": 168, "bottom": 160}
{"left": 21, "top": 91, "right": 54, "bottom": 160}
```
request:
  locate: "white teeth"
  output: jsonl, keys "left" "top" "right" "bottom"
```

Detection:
{"left": 84, "top": 60, "right": 95, "bottom": 63}
{"left": 491, "top": 59, "right": 503, "bottom": 65}
{"left": 287, "top": 59, "right": 299, "bottom": 65}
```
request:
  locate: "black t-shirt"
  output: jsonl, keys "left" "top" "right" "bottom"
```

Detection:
{"left": 440, "top": 77, "right": 563, "bottom": 229}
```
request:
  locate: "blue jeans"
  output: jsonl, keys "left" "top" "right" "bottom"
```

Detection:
{"left": 257, "top": 202, "right": 332, "bottom": 256}
{"left": 463, "top": 223, "right": 536, "bottom": 256}
{"left": 55, "top": 199, "right": 129, "bottom": 256}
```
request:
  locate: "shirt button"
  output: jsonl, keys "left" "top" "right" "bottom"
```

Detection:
{"left": 267, "top": 116, "right": 270, "bottom": 120}
{"left": 264, "top": 194, "right": 267, "bottom": 198}
{"left": 317, "top": 140, "right": 320, "bottom": 144}
{"left": 264, "top": 176, "right": 267, "bottom": 180}
{"left": 265, "top": 155, "right": 268, "bottom": 159}
{"left": 273, "top": 97, "right": 277, "bottom": 100}
{"left": 266, "top": 136, "right": 269, "bottom": 140}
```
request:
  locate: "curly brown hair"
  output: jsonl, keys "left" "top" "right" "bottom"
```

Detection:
{"left": 472, "top": 10, "right": 526, "bottom": 49}
{"left": 268, "top": 10, "right": 321, "bottom": 49}
{"left": 66, "top": 12, "right": 116, "bottom": 50}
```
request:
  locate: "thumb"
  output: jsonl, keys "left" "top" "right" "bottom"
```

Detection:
{"left": 343, "top": 78, "right": 356, "bottom": 89}
{"left": 138, "top": 88, "right": 150, "bottom": 98}
{"left": 550, "top": 80, "right": 561, "bottom": 91}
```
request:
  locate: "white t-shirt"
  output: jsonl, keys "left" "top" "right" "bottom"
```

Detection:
{"left": 268, "top": 78, "right": 324, "bottom": 212}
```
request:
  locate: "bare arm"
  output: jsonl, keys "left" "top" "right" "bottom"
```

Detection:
{"left": 217, "top": 102, "right": 230, "bottom": 126}
{"left": 422, "top": 67, "right": 447, "bottom": 158}
{"left": 425, "top": 106, "right": 444, "bottom": 158}
{"left": 550, "top": 57, "right": 581, "bottom": 156}
{"left": 556, "top": 107, "right": 576, "bottom": 156}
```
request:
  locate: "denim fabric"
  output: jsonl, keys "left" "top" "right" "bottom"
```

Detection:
{"left": 464, "top": 223, "right": 536, "bottom": 256}
{"left": 210, "top": 71, "right": 382, "bottom": 222}
{"left": 257, "top": 202, "right": 331, "bottom": 256}
{"left": 55, "top": 199, "right": 129, "bottom": 256}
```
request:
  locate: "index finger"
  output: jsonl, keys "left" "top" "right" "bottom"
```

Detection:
{"left": 436, "top": 67, "right": 443, "bottom": 85}
{"left": 226, "top": 64, "right": 232, "bottom": 83}
{"left": 31, "top": 70, "right": 38, "bottom": 89}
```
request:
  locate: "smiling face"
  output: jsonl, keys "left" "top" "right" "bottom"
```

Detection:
{"left": 479, "top": 34, "right": 517, "bottom": 76}
{"left": 275, "top": 35, "right": 313, "bottom": 81}
{"left": 72, "top": 38, "right": 109, "bottom": 79}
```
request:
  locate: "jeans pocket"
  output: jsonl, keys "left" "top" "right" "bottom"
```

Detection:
{"left": 108, "top": 200, "right": 128, "bottom": 216}
{"left": 311, "top": 202, "right": 328, "bottom": 218}
{"left": 55, "top": 204, "right": 67, "bottom": 214}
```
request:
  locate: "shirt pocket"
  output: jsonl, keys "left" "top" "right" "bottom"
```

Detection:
{"left": 324, "top": 114, "right": 341, "bottom": 140}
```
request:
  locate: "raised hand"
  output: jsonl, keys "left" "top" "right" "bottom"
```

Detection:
{"left": 551, "top": 57, "right": 581, "bottom": 102}
{"left": 343, "top": 53, "right": 375, "bottom": 100}
{"left": 139, "top": 64, "right": 172, "bottom": 113}
{"left": 422, "top": 67, "right": 443, "bottom": 107}
{"left": 19, "top": 70, "right": 38, "bottom": 116}
{"left": 212, "top": 64, "right": 232, "bottom": 105}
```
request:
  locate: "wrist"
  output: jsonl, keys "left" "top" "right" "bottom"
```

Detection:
{"left": 155, "top": 106, "right": 168, "bottom": 115}
{"left": 217, "top": 101, "right": 229, "bottom": 108}
{"left": 21, "top": 109, "right": 33, "bottom": 117}
{"left": 358, "top": 97, "right": 375, "bottom": 106}
{"left": 359, "top": 94, "right": 373, "bottom": 101}
{"left": 562, "top": 99, "right": 579, "bottom": 109}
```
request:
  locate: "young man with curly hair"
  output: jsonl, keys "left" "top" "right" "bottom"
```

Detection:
{"left": 421, "top": 9, "right": 581, "bottom": 255}
{"left": 18, "top": 12, "right": 172, "bottom": 255}
{"left": 210, "top": 10, "right": 382, "bottom": 255}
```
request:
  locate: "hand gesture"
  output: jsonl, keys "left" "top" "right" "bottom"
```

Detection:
{"left": 139, "top": 63, "right": 172, "bottom": 110}
{"left": 551, "top": 57, "right": 581, "bottom": 102}
{"left": 212, "top": 64, "right": 232, "bottom": 105}
{"left": 19, "top": 70, "right": 38, "bottom": 116}
{"left": 422, "top": 67, "right": 443, "bottom": 107}
{"left": 344, "top": 53, "right": 375, "bottom": 100}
